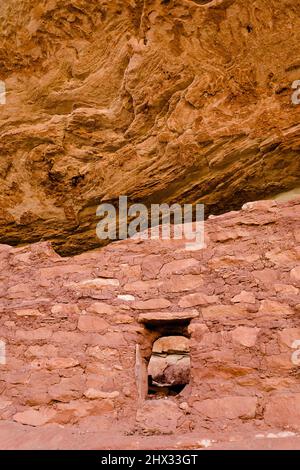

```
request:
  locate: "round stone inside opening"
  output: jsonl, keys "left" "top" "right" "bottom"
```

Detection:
{"left": 148, "top": 336, "right": 190, "bottom": 397}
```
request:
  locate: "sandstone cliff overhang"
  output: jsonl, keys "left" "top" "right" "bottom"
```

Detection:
{"left": 0, "top": 0, "right": 300, "bottom": 254}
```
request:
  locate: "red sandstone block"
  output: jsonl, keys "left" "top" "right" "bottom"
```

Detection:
{"left": 7, "top": 285, "right": 37, "bottom": 300}
{"left": 55, "top": 399, "right": 115, "bottom": 424}
{"left": 75, "top": 278, "right": 119, "bottom": 288}
{"left": 187, "top": 323, "right": 209, "bottom": 340}
{"left": 291, "top": 267, "right": 300, "bottom": 281}
{"left": 231, "top": 327, "right": 260, "bottom": 347}
{"left": 24, "top": 344, "right": 58, "bottom": 358}
{"left": 210, "top": 227, "right": 251, "bottom": 243}
{"left": 13, "top": 408, "right": 56, "bottom": 427}
{"left": 179, "top": 293, "right": 218, "bottom": 308}
{"left": 51, "top": 304, "right": 80, "bottom": 315}
{"left": 202, "top": 304, "right": 247, "bottom": 321}
{"left": 84, "top": 389, "right": 119, "bottom": 399}
{"left": 163, "top": 275, "right": 204, "bottom": 293}
{"left": 15, "top": 308, "right": 42, "bottom": 317}
{"left": 159, "top": 258, "right": 199, "bottom": 277}
{"left": 241, "top": 200, "right": 277, "bottom": 212}
{"left": 0, "top": 398, "right": 12, "bottom": 410}
{"left": 138, "top": 310, "right": 199, "bottom": 325}
{"left": 266, "top": 248, "right": 300, "bottom": 265}
{"left": 264, "top": 394, "right": 300, "bottom": 430}
{"left": 132, "top": 298, "right": 171, "bottom": 310}
{"left": 265, "top": 353, "right": 297, "bottom": 370}
{"left": 141, "top": 255, "right": 164, "bottom": 279}
{"left": 136, "top": 400, "right": 182, "bottom": 435}
{"left": 46, "top": 358, "right": 80, "bottom": 370}
{"left": 120, "top": 264, "right": 141, "bottom": 282}
{"left": 16, "top": 327, "right": 52, "bottom": 341}
{"left": 23, "top": 389, "right": 52, "bottom": 406}
{"left": 77, "top": 315, "right": 109, "bottom": 332}
{"left": 48, "top": 376, "right": 85, "bottom": 402}
{"left": 239, "top": 212, "right": 278, "bottom": 226}
{"left": 274, "top": 284, "right": 299, "bottom": 295}
{"left": 88, "top": 332, "right": 127, "bottom": 348}
{"left": 278, "top": 328, "right": 300, "bottom": 349}
{"left": 85, "top": 373, "right": 116, "bottom": 392}
{"left": 123, "top": 279, "right": 162, "bottom": 292}
{"left": 39, "top": 265, "right": 87, "bottom": 278}
{"left": 86, "top": 302, "right": 114, "bottom": 314}
{"left": 4, "top": 369, "right": 32, "bottom": 385}
{"left": 258, "top": 300, "right": 295, "bottom": 318}
{"left": 52, "top": 331, "right": 87, "bottom": 344}
{"left": 208, "top": 254, "right": 260, "bottom": 269}
{"left": 194, "top": 396, "right": 257, "bottom": 420}
{"left": 231, "top": 291, "right": 256, "bottom": 304}
{"left": 252, "top": 269, "right": 279, "bottom": 285}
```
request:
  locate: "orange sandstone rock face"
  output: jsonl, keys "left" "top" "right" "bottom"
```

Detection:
{"left": 0, "top": 199, "right": 299, "bottom": 437}
{"left": 0, "top": 1, "right": 300, "bottom": 254}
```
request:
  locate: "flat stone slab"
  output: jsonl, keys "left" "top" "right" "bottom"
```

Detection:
{"left": 153, "top": 336, "right": 190, "bottom": 354}
{"left": 138, "top": 310, "right": 199, "bottom": 325}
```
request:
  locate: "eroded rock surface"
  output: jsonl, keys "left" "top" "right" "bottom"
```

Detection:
{"left": 0, "top": 0, "right": 300, "bottom": 254}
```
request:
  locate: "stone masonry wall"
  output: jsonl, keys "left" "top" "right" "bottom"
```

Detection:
{"left": 0, "top": 199, "right": 300, "bottom": 435}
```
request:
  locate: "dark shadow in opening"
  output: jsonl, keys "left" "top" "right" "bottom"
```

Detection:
{"left": 148, "top": 377, "right": 187, "bottom": 397}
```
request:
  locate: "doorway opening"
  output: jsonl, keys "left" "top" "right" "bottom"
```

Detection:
{"left": 136, "top": 311, "right": 197, "bottom": 400}
{"left": 147, "top": 335, "right": 190, "bottom": 398}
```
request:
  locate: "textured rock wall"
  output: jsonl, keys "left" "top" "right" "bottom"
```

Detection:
{"left": 0, "top": 0, "right": 300, "bottom": 254}
{"left": 0, "top": 198, "right": 299, "bottom": 434}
